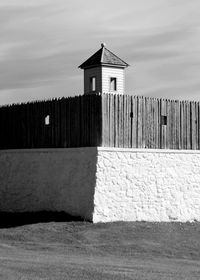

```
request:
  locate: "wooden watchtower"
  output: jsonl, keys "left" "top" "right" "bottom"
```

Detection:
{"left": 79, "top": 43, "right": 129, "bottom": 95}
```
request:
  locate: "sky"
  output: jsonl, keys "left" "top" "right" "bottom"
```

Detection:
{"left": 0, "top": 0, "right": 200, "bottom": 105}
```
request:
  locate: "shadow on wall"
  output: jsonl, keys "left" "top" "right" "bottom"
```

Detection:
{"left": 0, "top": 148, "right": 98, "bottom": 223}
{"left": 0, "top": 211, "right": 87, "bottom": 228}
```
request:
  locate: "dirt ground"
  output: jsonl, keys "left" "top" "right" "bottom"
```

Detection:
{"left": 0, "top": 220, "right": 200, "bottom": 279}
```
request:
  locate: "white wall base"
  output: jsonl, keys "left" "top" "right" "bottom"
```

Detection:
{"left": 0, "top": 147, "right": 200, "bottom": 223}
{"left": 0, "top": 148, "right": 97, "bottom": 221}
{"left": 93, "top": 148, "right": 200, "bottom": 223}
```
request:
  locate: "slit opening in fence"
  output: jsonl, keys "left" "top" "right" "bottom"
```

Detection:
{"left": 161, "top": 115, "right": 167, "bottom": 126}
{"left": 45, "top": 115, "right": 50, "bottom": 125}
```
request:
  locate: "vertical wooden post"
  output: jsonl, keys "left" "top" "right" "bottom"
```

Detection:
{"left": 160, "top": 99, "right": 167, "bottom": 149}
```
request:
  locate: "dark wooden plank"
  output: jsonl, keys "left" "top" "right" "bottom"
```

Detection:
{"left": 151, "top": 98, "right": 155, "bottom": 149}
{"left": 176, "top": 100, "right": 180, "bottom": 149}
{"left": 137, "top": 96, "right": 142, "bottom": 148}
{"left": 130, "top": 96, "right": 134, "bottom": 148}
{"left": 182, "top": 100, "right": 186, "bottom": 149}
{"left": 101, "top": 93, "right": 107, "bottom": 146}
{"left": 187, "top": 101, "right": 191, "bottom": 149}
{"left": 80, "top": 96, "right": 84, "bottom": 147}
{"left": 197, "top": 102, "right": 199, "bottom": 149}
{"left": 141, "top": 97, "right": 146, "bottom": 148}
{"left": 93, "top": 94, "right": 97, "bottom": 146}
{"left": 131, "top": 96, "right": 137, "bottom": 148}
{"left": 145, "top": 97, "right": 148, "bottom": 148}
{"left": 150, "top": 98, "right": 154, "bottom": 149}
{"left": 154, "top": 98, "right": 159, "bottom": 149}
{"left": 110, "top": 94, "right": 114, "bottom": 147}
{"left": 152, "top": 98, "right": 156, "bottom": 149}
{"left": 106, "top": 93, "right": 110, "bottom": 147}
{"left": 127, "top": 94, "right": 131, "bottom": 148}
{"left": 127, "top": 95, "right": 131, "bottom": 148}
{"left": 60, "top": 98, "right": 66, "bottom": 147}
{"left": 67, "top": 98, "right": 71, "bottom": 147}
{"left": 71, "top": 97, "right": 76, "bottom": 147}
{"left": 116, "top": 94, "right": 119, "bottom": 147}
{"left": 90, "top": 95, "right": 93, "bottom": 146}
{"left": 98, "top": 93, "right": 103, "bottom": 146}
{"left": 48, "top": 100, "right": 52, "bottom": 147}
{"left": 180, "top": 101, "right": 183, "bottom": 149}
{"left": 171, "top": 100, "right": 175, "bottom": 149}
{"left": 123, "top": 95, "right": 128, "bottom": 148}
{"left": 85, "top": 94, "right": 89, "bottom": 147}
{"left": 183, "top": 101, "right": 187, "bottom": 149}
{"left": 118, "top": 94, "right": 123, "bottom": 147}
{"left": 194, "top": 101, "right": 198, "bottom": 150}
{"left": 169, "top": 100, "right": 173, "bottom": 149}
{"left": 145, "top": 97, "right": 150, "bottom": 149}
{"left": 190, "top": 101, "right": 194, "bottom": 149}
{"left": 157, "top": 98, "right": 161, "bottom": 149}
{"left": 85, "top": 94, "right": 89, "bottom": 146}
{"left": 191, "top": 101, "right": 196, "bottom": 150}
{"left": 93, "top": 94, "right": 98, "bottom": 146}
{"left": 113, "top": 94, "right": 117, "bottom": 147}
{"left": 170, "top": 100, "right": 174, "bottom": 149}
{"left": 106, "top": 93, "right": 110, "bottom": 146}
{"left": 168, "top": 99, "right": 172, "bottom": 149}
{"left": 0, "top": 108, "right": 2, "bottom": 148}
{"left": 156, "top": 98, "right": 160, "bottom": 149}
{"left": 75, "top": 96, "right": 80, "bottom": 147}
{"left": 184, "top": 101, "right": 188, "bottom": 149}
{"left": 118, "top": 94, "right": 121, "bottom": 147}
{"left": 87, "top": 95, "right": 91, "bottom": 147}
{"left": 69, "top": 98, "right": 74, "bottom": 147}
{"left": 107, "top": 94, "right": 111, "bottom": 147}
{"left": 198, "top": 102, "right": 200, "bottom": 150}
{"left": 174, "top": 100, "right": 178, "bottom": 149}
{"left": 161, "top": 99, "right": 167, "bottom": 149}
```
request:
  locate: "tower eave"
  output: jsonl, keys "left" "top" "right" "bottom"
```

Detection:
{"left": 79, "top": 63, "right": 129, "bottom": 70}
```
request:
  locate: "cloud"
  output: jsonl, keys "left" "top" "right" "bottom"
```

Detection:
{"left": 0, "top": 0, "right": 200, "bottom": 104}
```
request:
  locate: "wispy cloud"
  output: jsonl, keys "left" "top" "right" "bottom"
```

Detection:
{"left": 0, "top": 0, "right": 200, "bottom": 104}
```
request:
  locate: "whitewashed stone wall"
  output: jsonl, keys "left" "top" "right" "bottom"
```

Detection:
{"left": 93, "top": 148, "right": 200, "bottom": 223}
{"left": 0, "top": 148, "right": 97, "bottom": 221}
{"left": 1, "top": 147, "right": 200, "bottom": 223}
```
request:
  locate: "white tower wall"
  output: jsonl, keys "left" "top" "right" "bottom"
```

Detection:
{"left": 102, "top": 66, "right": 125, "bottom": 94}
{"left": 84, "top": 67, "right": 102, "bottom": 94}
{"left": 84, "top": 66, "right": 125, "bottom": 95}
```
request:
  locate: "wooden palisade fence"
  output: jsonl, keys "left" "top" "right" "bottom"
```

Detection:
{"left": 101, "top": 94, "right": 200, "bottom": 149}
{"left": 0, "top": 94, "right": 102, "bottom": 149}
{"left": 0, "top": 93, "right": 199, "bottom": 150}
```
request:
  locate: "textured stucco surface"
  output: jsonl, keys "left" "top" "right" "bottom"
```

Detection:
{"left": 1, "top": 147, "right": 200, "bottom": 223}
{"left": 93, "top": 148, "right": 200, "bottom": 223}
{"left": 0, "top": 148, "right": 97, "bottom": 221}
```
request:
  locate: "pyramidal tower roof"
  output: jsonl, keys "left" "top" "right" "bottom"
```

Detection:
{"left": 79, "top": 43, "right": 129, "bottom": 69}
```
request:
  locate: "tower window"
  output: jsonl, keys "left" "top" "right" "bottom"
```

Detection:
{"left": 90, "top": 76, "right": 96, "bottom": 91}
{"left": 110, "top": 77, "right": 117, "bottom": 91}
